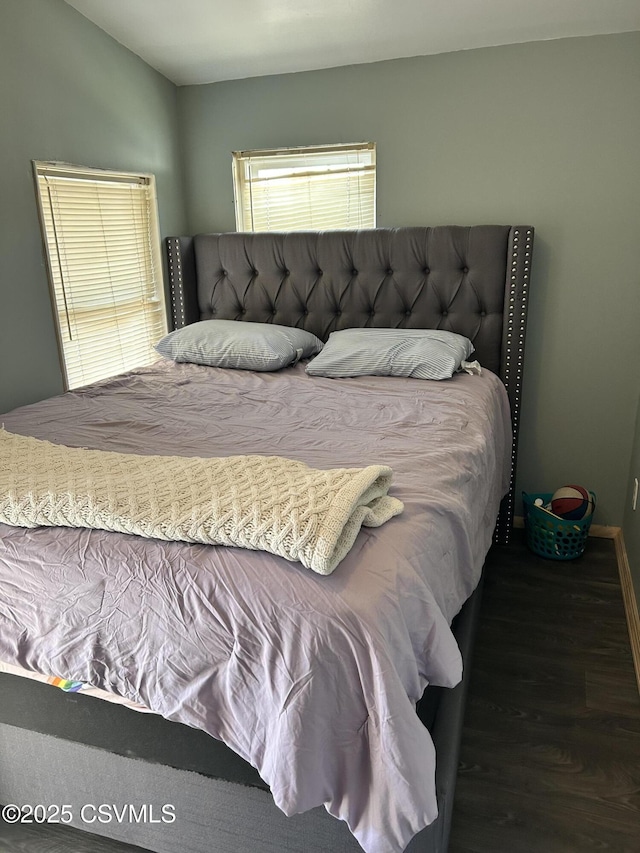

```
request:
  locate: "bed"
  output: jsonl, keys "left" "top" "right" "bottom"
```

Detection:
{"left": 0, "top": 225, "right": 533, "bottom": 853}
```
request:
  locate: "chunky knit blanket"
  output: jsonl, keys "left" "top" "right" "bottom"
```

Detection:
{"left": 0, "top": 431, "right": 403, "bottom": 576}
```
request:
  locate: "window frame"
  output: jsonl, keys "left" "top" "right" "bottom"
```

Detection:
{"left": 232, "top": 142, "right": 376, "bottom": 232}
{"left": 32, "top": 160, "right": 167, "bottom": 391}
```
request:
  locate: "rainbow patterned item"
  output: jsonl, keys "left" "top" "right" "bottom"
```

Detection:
{"left": 46, "top": 675, "right": 85, "bottom": 693}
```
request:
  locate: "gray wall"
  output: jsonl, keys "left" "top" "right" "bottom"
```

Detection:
{"left": 178, "top": 33, "right": 640, "bottom": 527}
{"left": 0, "top": 0, "right": 187, "bottom": 414}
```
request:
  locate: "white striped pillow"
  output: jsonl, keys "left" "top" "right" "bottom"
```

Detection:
{"left": 156, "top": 320, "right": 323, "bottom": 371}
{"left": 305, "top": 328, "right": 474, "bottom": 380}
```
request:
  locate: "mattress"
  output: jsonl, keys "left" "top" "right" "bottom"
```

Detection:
{"left": 0, "top": 360, "right": 511, "bottom": 853}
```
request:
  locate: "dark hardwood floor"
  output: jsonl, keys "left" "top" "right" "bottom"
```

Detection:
{"left": 2, "top": 532, "right": 638, "bottom": 852}
{"left": 449, "top": 531, "right": 640, "bottom": 853}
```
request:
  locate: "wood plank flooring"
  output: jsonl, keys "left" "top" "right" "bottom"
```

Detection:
{"left": 449, "top": 531, "right": 640, "bottom": 853}
{"left": 2, "top": 532, "right": 638, "bottom": 852}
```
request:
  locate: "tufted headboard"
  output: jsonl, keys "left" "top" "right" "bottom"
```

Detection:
{"left": 165, "top": 226, "right": 534, "bottom": 542}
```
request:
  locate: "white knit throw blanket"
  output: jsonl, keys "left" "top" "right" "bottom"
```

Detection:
{"left": 0, "top": 431, "right": 403, "bottom": 576}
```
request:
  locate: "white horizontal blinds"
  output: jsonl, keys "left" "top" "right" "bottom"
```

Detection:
{"left": 36, "top": 165, "right": 166, "bottom": 390}
{"left": 234, "top": 143, "right": 375, "bottom": 232}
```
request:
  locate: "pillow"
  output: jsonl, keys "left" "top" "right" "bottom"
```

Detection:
{"left": 305, "top": 327, "right": 475, "bottom": 380}
{"left": 155, "top": 320, "right": 323, "bottom": 371}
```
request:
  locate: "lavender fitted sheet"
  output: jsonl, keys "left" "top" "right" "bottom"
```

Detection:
{"left": 0, "top": 361, "right": 511, "bottom": 853}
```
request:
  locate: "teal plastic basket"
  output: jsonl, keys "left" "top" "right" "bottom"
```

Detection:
{"left": 522, "top": 491, "right": 595, "bottom": 560}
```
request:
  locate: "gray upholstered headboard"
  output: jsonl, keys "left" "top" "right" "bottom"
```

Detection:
{"left": 165, "top": 226, "right": 533, "bottom": 542}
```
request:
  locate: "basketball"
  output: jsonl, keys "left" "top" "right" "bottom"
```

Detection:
{"left": 551, "top": 485, "right": 594, "bottom": 520}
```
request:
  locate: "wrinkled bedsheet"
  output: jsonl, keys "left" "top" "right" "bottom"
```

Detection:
{"left": 0, "top": 361, "right": 511, "bottom": 853}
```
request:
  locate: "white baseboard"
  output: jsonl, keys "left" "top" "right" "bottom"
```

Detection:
{"left": 613, "top": 530, "right": 640, "bottom": 696}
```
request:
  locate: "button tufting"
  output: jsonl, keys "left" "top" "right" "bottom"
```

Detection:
{"left": 241, "top": 308, "right": 246, "bottom": 315}
{"left": 442, "top": 310, "right": 448, "bottom": 317}
{"left": 221, "top": 270, "right": 227, "bottom": 276}
{"left": 317, "top": 269, "right": 323, "bottom": 275}
{"left": 423, "top": 267, "right": 430, "bottom": 274}
{"left": 336, "top": 310, "right": 342, "bottom": 316}
{"left": 386, "top": 268, "right": 393, "bottom": 276}
{"left": 303, "top": 309, "right": 309, "bottom": 316}
{"left": 283, "top": 269, "right": 289, "bottom": 276}
{"left": 462, "top": 267, "right": 469, "bottom": 273}
{"left": 480, "top": 311, "right": 486, "bottom": 317}
{"left": 405, "top": 310, "right": 411, "bottom": 316}
{"left": 351, "top": 269, "right": 358, "bottom": 276}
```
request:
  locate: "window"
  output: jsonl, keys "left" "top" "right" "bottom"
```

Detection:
{"left": 34, "top": 162, "right": 167, "bottom": 390}
{"left": 232, "top": 143, "right": 376, "bottom": 232}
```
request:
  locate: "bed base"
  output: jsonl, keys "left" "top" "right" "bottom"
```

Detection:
{"left": 0, "top": 577, "right": 483, "bottom": 852}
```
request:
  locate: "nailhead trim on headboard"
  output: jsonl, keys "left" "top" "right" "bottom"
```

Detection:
{"left": 167, "top": 237, "right": 186, "bottom": 329}
{"left": 494, "top": 226, "right": 533, "bottom": 545}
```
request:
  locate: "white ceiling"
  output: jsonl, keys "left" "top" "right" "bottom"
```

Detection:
{"left": 64, "top": 0, "right": 640, "bottom": 86}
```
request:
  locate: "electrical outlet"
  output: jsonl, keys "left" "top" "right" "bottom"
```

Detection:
{"left": 633, "top": 477, "right": 639, "bottom": 512}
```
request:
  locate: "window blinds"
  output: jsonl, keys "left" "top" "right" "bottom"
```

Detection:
{"left": 233, "top": 143, "right": 376, "bottom": 232}
{"left": 35, "top": 164, "right": 167, "bottom": 390}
